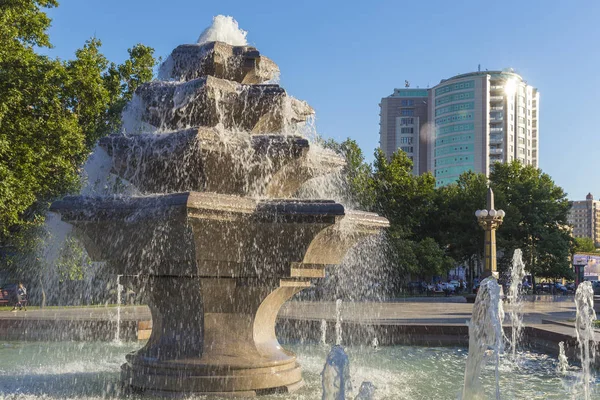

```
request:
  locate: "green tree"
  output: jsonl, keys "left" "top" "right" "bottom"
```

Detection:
{"left": 424, "top": 171, "right": 488, "bottom": 285}
{"left": 0, "top": 0, "right": 157, "bottom": 240}
{"left": 574, "top": 237, "right": 597, "bottom": 253}
{"left": 490, "top": 161, "right": 574, "bottom": 288}
{"left": 413, "top": 237, "right": 454, "bottom": 279}
{"left": 372, "top": 148, "right": 436, "bottom": 239}
{"left": 319, "top": 138, "right": 374, "bottom": 209}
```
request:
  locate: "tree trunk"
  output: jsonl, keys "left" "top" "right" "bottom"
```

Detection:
{"left": 531, "top": 274, "right": 536, "bottom": 296}
{"left": 39, "top": 276, "right": 46, "bottom": 308}
{"left": 468, "top": 257, "right": 475, "bottom": 291}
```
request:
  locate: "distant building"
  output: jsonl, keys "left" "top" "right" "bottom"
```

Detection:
{"left": 379, "top": 69, "right": 540, "bottom": 187}
{"left": 379, "top": 88, "right": 429, "bottom": 175}
{"left": 568, "top": 193, "right": 600, "bottom": 246}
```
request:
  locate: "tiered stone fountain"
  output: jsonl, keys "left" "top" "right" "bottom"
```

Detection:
{"left": 50, "top": 40, "right": 388, "bottom": 396}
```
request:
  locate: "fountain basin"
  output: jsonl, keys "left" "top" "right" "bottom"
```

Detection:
{"left": 49, "top": 192, "right": 388, "bottom": 396}
{"left": 0, "top": 341, "right": 588, "bottom": 399}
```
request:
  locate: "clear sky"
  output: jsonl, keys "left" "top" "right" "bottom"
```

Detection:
{"left": 45, "top": 0, "right": 600, "bottom": 200}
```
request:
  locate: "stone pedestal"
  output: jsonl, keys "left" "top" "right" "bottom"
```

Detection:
{"left": 122, "top": 276, "right": 307, "bottom": 396}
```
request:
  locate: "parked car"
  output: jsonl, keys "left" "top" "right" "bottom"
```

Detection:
{"left": 440, "top": 282, "right": 456, "bottom": 293}
{"left": 554, "top": 283, "right": 568, "bottom": 295}
{"left": 565, "top": 282, "right": 575, "bottom": 293}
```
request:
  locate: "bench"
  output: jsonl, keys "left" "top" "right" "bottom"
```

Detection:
{"left": 0, "top": 287, "right": 27, "bottom": 307}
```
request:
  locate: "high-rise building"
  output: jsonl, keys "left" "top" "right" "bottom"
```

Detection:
{"left": 379, "top": 70, "right": 539, "bottom": 186}
{"left": 379, "top": 88, "right": 429, "bottom": 175}
{"left": 568, "top": 193, "right": 600, "bottom": 246}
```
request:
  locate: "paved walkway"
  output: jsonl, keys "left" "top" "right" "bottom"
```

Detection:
{"left": 0, "top": 298, "right": 577, "bottom": 326}
{"left": 279, "top": 298, "right": 578, "bottom": 325}
{"left": 0, "top": 305, "right": 150, "bottom": 321}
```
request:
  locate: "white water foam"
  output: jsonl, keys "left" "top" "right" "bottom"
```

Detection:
{"left": 335, "top": 299, "right": 343, "bottom": 346}
{"left": 557, "top": 341, "right": 569, "bottom": 375}
{"left": 197, "top": 15, "right": 248, "bottom": 46}
{"left": 508, "top": 249, "right": 526, "bottom": 361}
{"left": 321, "top": 319, "right": 328, "bottom": 346}
{"left": 574, "top": 281, "right": 596, "bottom": 400}
{"left": 461, "top": 277, "right": 505, "bottom": 400}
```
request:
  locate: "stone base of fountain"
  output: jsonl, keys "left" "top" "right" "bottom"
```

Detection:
{"left": 120, "top": 276, "right": 307, "bottom": 396}
{"left": 50, "top": 192, "right": 388, "bottom": 395}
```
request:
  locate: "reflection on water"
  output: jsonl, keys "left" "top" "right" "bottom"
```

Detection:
{"left": 0, "top": 341, "right": 596, "bottom": 399}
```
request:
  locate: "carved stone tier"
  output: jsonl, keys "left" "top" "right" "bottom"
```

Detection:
{"left": 158, "top": 41, "right": 279, "bottom": 84}
{"left": 98, "top": 128, "right": 344, "bottom": 197}
{"left": 132, "top": 77, "right": 313, "bottom": 133}
{"left": 49, "top": 192, "right": 388, "bottom": 396}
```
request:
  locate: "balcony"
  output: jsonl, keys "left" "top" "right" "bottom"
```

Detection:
{"left": 490, "top": 127, "right": 503, "bottom": 133}
{"left": 489, "top": 148, "right": 503, "bottom": 155}
{"left": 489, "top": 117, "right": 503, "bottom": 123}
{"left": 491, "top": 106, "right": 504, "bottom": 111}
{"left": 490, "top": 135, "right": 503, "bottom": 144}
{"left": 490, "top": 95, "right": 504, "bottom": 102}
{"left": 490, "top": 85, "right": 504, "bottom": 91}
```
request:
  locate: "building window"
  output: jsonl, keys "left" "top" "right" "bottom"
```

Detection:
{"left": 400, "top": 117, "right": 414, "bottom": 125}
{"left": 401, "top": 99, "right": 414, "bottom": 106}
{"left": 400, "top": 137, "right": 413, "bottom": 144}
{"left": 400, "top": 146, "right": 414, "bottom": 153}
{"left": 401, "top": 127, "right": 414, "bottom": 134}
{"left": 401, "top": 109, "right": 414, "bottom": 116}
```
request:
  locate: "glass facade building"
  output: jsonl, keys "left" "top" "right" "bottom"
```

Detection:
{"left": 379, "top": 70, "right": 539, "bottom": 187}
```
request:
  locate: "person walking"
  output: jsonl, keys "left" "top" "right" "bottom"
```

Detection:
{"left": 11, "top": 282, "right": 27, "bottom": 312}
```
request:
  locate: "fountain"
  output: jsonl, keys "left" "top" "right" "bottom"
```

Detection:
{"left": 508, "top": 249, "right": 526, "bottom": 360}
{"left": 575, "top": 281, "right": 596, "bottom": 399}
{"left": 48, "top": 21, "right": 388, "bottom": 396}
{"left": 461, "top": 277, "right": 505, "bottom": 400}
{"left": 322, "top": 345, "right": 352, "bottom": 399}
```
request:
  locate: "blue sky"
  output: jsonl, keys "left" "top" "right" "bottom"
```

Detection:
{"left": 45, "top": 0, "right": 600, "bottom": 200}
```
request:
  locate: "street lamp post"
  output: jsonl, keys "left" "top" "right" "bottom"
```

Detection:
{"left": 475, "top": 187, "right": 506, "bottom": 280}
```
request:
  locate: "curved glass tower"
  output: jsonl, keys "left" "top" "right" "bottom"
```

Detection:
{"left": 379, "top": 70, "right": 539, "bottom": 187}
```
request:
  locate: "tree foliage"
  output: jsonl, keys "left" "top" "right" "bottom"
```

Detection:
{"left": 574, "top": 237, "right": 597, "bottom": 253}
{"left": 0, "top": 0, "right": 157, "bottom": 240}
{"left": 490, "top": 161, "right": 574, "bottom": 281}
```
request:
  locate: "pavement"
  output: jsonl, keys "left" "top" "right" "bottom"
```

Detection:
{"left": 0, "top": 296, "right": 578, "bottom": 326}
{"left": 0, "top": 305, "right": 150, "bottom": 321}
{"left": 279, "top": 297, "right": 578, "bottom": 325}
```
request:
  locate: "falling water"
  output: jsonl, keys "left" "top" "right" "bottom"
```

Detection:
{"left": 321, "top": 319, "right": 328, "bottom": 346}
{"left": 371, "top": 337, "right": 379, "bottom": 350}
{"left": 114, "top": 274, "right": 123, "bottom": 343}
{"left": 335, "top": 299, "right": 343, "bottom": 346}
{"left": 461, "top": 277, "right": 505, "bottom": 400}
{"left": 322, "top": 345, "right": 351, "bottom": 400}
{"left": 508, "top": 249, "right": 526, "bottom": 360}
{"left": 354, "top": 382, "right": 376, "bottom": 400}
{"left": 574, "top": 281, "right": 596, "bottom": 399}
{"left": 557, "top": 341, "right": 569, "bottom": 375}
